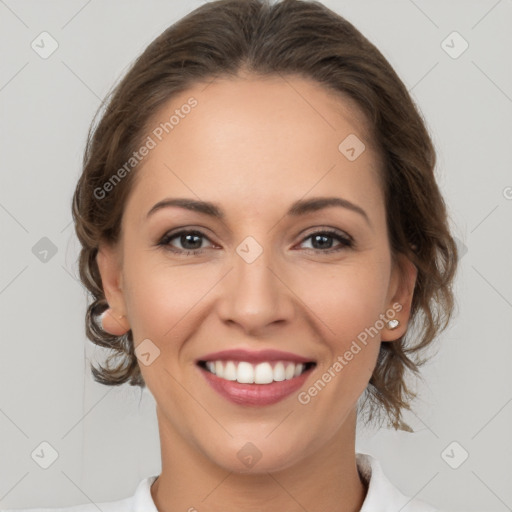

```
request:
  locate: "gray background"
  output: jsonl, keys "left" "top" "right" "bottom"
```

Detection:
{"left": 0, "top": 1, "right": 511, "bottom": 510}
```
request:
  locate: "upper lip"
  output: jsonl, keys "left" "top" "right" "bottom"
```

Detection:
{"left": 197, "top": 349, "right": 314, "bottom": 364}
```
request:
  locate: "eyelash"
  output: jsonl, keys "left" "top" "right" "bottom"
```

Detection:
{"left": 157, "top": 228, "right": 354, "bottom": 256}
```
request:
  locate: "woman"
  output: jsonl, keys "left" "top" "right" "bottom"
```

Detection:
{"left": 4, "top": 0, "right": 457, "bottom": 510}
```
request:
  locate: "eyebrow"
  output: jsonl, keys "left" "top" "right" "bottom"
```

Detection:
{"left": 146, "top": 196, "right": 371, "bottom": 227}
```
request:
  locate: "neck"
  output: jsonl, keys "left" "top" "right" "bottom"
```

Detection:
{"left": 150, "top": 408, "right": 367, "bottom": 512}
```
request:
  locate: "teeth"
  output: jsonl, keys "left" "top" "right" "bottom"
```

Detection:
{"left": 224, "top": 361, "right": 237, "bottom": 381}
{"left": 273, "top": 362, "right": 285, "bottom": 382}
{"left": 254, "top": 362, "right": 273, "bottom": 384}
{"left": 285, "top": 363, "right": 295, "bottom": 380}
{"left": 294, "top": 363, "right": 304, "bottom": 377}
{"left": 203, "top": 360, "right": 310, "bottom": 384}
{"left": 237, "top": 362, "right": 254, "bottom": 383}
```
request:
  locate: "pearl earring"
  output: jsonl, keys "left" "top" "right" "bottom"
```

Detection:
{"left": 387, "top": 319, "right": 400, "bottom": 330}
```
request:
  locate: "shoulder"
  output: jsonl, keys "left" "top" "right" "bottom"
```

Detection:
{"left": 357, "top": 453, "right": 440, "bottom": 512}
{"left": 0, "top": 476, "right": 159, "bottom": 512}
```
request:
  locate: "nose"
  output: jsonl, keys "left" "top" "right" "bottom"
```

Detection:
{"left": 216, "top": 243, "right": 296, "bottom": 336}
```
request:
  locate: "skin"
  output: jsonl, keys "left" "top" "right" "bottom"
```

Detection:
{"left": 98, "top": 73, "right": 417, "bottom": 512}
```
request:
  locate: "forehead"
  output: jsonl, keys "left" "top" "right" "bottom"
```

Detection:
{"left": 127, "top": 74, "right": 383, "bottom": 219}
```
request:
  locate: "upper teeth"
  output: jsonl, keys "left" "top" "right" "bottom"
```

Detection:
{"left": 205, "top": 360, "right": 306, "bottom": 384}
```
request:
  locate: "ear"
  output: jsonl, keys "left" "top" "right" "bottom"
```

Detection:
{"left": 381, "top": 253, "right": 417, "bottom": 342}
{"left": 96, "top": 243, "right": 130, "bottom": 335}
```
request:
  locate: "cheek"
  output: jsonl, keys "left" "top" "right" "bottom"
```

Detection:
{"left": 123, "top": 251, "right": 391, "bottom": 347}
{"left": 296, "top": 266, "right": 386, "bottom": 420}
{"left": 297, "top": 258, "right": 391, "bottom": 340}
{"left": 121, "top": 259, "right": 214, "bottom": 393}
{"left": 122, "top": 254, "right": 214, "bottom": 340}
{"left": 293, "top": 259, "right": 389, "bottom": 399}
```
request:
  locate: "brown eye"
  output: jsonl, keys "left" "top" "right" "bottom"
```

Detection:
{"left": 158, "top": 229, "right": 213, "bottom": 255}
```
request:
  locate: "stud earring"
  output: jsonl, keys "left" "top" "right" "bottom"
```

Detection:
{"left": 387, "top": 319, "right": 400, "bottom": 330}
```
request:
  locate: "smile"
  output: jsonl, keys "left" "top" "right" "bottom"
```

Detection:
{"left": 196, "top": 349, "right": 317, "bottom": 406}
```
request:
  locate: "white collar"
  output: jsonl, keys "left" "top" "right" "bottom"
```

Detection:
{"left": 356, "top": 453, "right": 438, "bottom": 511}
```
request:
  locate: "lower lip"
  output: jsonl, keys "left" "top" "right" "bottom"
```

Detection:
{"left": 199, "top": 365, "right": 314, "bottom": 406}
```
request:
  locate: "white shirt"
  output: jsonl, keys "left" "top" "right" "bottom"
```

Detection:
{"left": 1, "top": 453, "right": 438, "bottom": 511}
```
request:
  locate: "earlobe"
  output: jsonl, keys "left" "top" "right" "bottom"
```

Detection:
{"left": 100, "top": 308, "right": 130, "bottom": 336}
{"left": 381, "top": 254, "right": 417, "bottom": 342}
{"left": 96, "top": 244, "right": 130, "bottom": 335}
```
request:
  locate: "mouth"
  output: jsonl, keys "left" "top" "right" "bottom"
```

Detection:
{"left": 195, "top": 350, "right": 317, "bottom": 406}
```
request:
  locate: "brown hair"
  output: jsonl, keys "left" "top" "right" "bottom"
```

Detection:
{"left": 72, "top": 0, "right": 458, "bottom": 431}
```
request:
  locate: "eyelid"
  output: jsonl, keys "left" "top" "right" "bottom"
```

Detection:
{"left": 295, "top": 227, "right": 354, "bottom": 253}
{"left": 299, "top": 226, "right": 353, "bottom": 243}
{"left": 158, "top": 225, "right": 354, "bottom": 255}
{"left": 158, "top": 228, "right": 218, "bottom": 248}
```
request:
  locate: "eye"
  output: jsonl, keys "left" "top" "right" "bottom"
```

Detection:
{"left": 158, "top": 229, "right": 214, "bottom": 255}
{"left": 298, "top": 229, "right": 353, "bottom": 253}
{"left": 158, "top": 227, "right": 354, "bottom": 257}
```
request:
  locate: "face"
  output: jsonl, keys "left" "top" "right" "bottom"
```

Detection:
{"left": 98, "top": 74, "right": 416, "bottom": 474}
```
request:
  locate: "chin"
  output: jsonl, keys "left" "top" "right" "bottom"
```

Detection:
{"left": 199, "top": 432, "right": 315, "bottom": 475}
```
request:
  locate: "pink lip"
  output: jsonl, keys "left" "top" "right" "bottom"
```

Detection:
{"left": 198, "top": 364, "right": 314, "bottom": 406}
{"left": 197, "top": 349, "right": 314, "bottom": 364}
